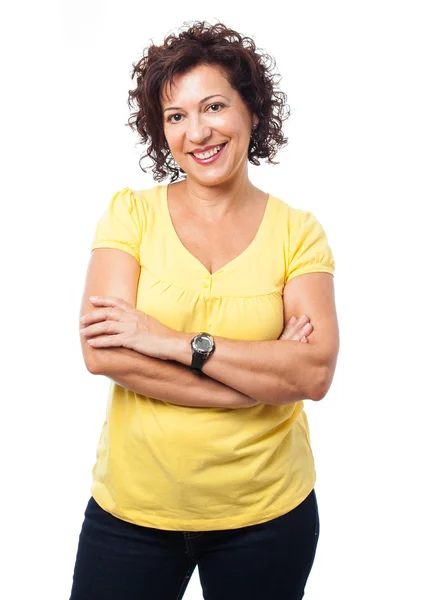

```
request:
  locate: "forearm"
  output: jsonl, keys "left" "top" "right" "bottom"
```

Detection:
{"left": 89, "top": 346, "right": 258, "bottom": 410}
{"left": 169, "top": 334, "right": 327, "bottom": 406}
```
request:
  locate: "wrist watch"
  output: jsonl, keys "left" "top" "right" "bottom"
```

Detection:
{"left": 190, "top": 332, "right": 215, "bottom": 373}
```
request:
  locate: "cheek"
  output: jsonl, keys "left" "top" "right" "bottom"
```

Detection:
{"left": 163, "top": 129, "right": 182, "bottom": 151}
{"left": 215, "top": 115, "right": 243, "bottom": 136}
{"left": 219, "top": 116, "right": 251, "bottom": 144}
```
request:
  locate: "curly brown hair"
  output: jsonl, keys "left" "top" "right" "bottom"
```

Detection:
{"left": 126, "top": 20, "right": 290, "bottom": 183}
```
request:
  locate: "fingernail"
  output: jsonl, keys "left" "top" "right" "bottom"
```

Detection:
{"left": 89, "top": 296, "right": 98, "bottom": 301}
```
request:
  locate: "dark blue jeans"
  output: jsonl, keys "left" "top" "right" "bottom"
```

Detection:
{"left": 69, "top": 489, "right": 319, "bottom": 599}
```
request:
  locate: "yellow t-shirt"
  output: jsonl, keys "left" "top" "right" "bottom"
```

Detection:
{"left": 89, "top": 183, "right": 335, "bottom": 531}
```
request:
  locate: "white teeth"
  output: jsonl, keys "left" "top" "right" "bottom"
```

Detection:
{"left": 193, "top": 144, "right": 224, "bottom": 159}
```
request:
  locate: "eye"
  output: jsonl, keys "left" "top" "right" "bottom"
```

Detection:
{"left": 208, "top": 103, "right": 224, "bottom": 112}
{"left": 167, "top": 113, "right": 183, "bottom": 124}
{"left": 166, "top": 103, "right": 224, "bottom": 124}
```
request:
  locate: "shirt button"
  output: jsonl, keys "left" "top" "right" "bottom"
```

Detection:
{"left": 202, "top": 279, "right": 210, "bottom": 288}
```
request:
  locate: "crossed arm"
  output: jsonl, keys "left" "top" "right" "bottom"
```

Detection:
{"left": 170, "top": 332, "right": 327, "bottom": 405}
{"left": 162, "top": 271, "right": 339, "bottom": 405}
{"left": 81, "top": 249, "right": 339, "bottom": 408}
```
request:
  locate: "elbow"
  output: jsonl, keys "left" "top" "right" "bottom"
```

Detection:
{"left": 310, "top": 386, "right": 326, "bottom": 402}
{"left": 314, "top": 345, "right": 340, "bottom": 401}
{"left": 81, "top": 341, "right": 102, "bottom": 375}
{"left": 82, "top": 353, "right": 101, "bottom": 374}
{"left": 86, "top": 359, "right": 101, "bottom": 375}
{"left": 310, "top": 366, "right": 334, "bottom": 401}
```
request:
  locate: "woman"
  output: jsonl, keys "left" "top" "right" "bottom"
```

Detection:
{"left": 71, "top": 20, "right": 339, "bottom": 600}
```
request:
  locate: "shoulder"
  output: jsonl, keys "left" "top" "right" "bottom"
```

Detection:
{"left": 269, "top": 192, "right": 327, "bottom": 235}
{"left": 268, "top": 192, "right": 310, "bottom": 220}
{"left": 112, "top": 184, "right": 166, "bottom": 220}
{"left": 131, "top": 183, "right": 164, "bottom": 205}
{"left": 267, "top": 192, "right": 303, "bottom": 221}
{"left": 110, "top": 183, "right": 163, "bottom": 205}
{"left": 266, "top": 192, "right": 313, "bottom": 237}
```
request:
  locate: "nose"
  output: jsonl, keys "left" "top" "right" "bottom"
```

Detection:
{"left": 185, "top": 115, "right": 212, "bottom": 145}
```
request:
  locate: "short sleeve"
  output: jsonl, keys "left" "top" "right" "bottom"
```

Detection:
{"left": 91, "top": 187, "right": 142, "bottom": 263}
{"left": 285, "top": 208, "right": 335, "bottom": 284}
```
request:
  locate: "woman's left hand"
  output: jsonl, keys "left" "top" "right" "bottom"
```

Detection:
{"left": 79, "top": 296, "right": 175, "bottom": 360}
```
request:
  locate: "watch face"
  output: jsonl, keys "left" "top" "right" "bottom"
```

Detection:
{"left": 193, "top": 334, "right": 213, "bottom": 354}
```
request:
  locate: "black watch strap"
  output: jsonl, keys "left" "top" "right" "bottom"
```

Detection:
{"left": 190, "top": 352, "right": 208, "bottom": 373}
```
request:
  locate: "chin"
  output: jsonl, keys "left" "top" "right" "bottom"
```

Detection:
{"left": 190, "top": 171, "right": 233, "bottom": 186}
{"left": 188, "top": 163, "right": 238, "bottom": 185}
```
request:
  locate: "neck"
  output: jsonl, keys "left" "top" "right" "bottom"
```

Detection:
{"left": 176, "top": 166, "right": 256, "bottom": 222}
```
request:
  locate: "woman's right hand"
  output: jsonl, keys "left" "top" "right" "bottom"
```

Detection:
{"left": 279, "top": 315, "right": 313, "bottom": 343}
{"left": 227, "top": 315, "right": 314, "bottom": 409}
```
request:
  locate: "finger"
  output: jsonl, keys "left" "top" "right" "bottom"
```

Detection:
{"left": 87, "top": 334, "right": 124, "bottom": 347}
{"left": 279, "top": 316, "right": 298, "bottom": 338}
{"left": 293, "top": 320, "right": 312, "bottom": 335}
{"left": 280, "top": 316, "right": 310, "bottom": 340}
{"left": 300, "top": 336, "right": 308, "bottom": 343}
{"left": 80, "top": 320, "right": 124, "bottom": 337}
{"left": 294, "top": 323, "right": 312, "bottom": 340}
{"left": 286, "top": 316, "right": 310, "bottom": 334}
{"left": 290, "top": 332, "right": 304, "bottom": 341}
{"left": 295, "top": 315, "right": 310, "bottom": 328}
{"left": 80, "top": 307, "right": 124, "bottom": 326}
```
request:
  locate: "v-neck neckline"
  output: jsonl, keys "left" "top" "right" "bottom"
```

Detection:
{"left": 162, "top": 183, "right": 272, "bottom": 277}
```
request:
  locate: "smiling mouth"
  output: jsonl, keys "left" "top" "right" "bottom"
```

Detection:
{"left": 189, "top": 142, "right": 227, "bottom": 160}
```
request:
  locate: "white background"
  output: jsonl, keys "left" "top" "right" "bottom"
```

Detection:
{"left": 1, "top": 1, "right": 421, "bottom": 598}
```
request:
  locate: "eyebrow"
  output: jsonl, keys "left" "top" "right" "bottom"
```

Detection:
{"left": 163, "top": 94, "right": 229, "bottom": 113}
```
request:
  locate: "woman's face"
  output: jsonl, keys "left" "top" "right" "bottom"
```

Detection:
{"left": 161, "top": 63, "right": 258, "bottom": 186}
